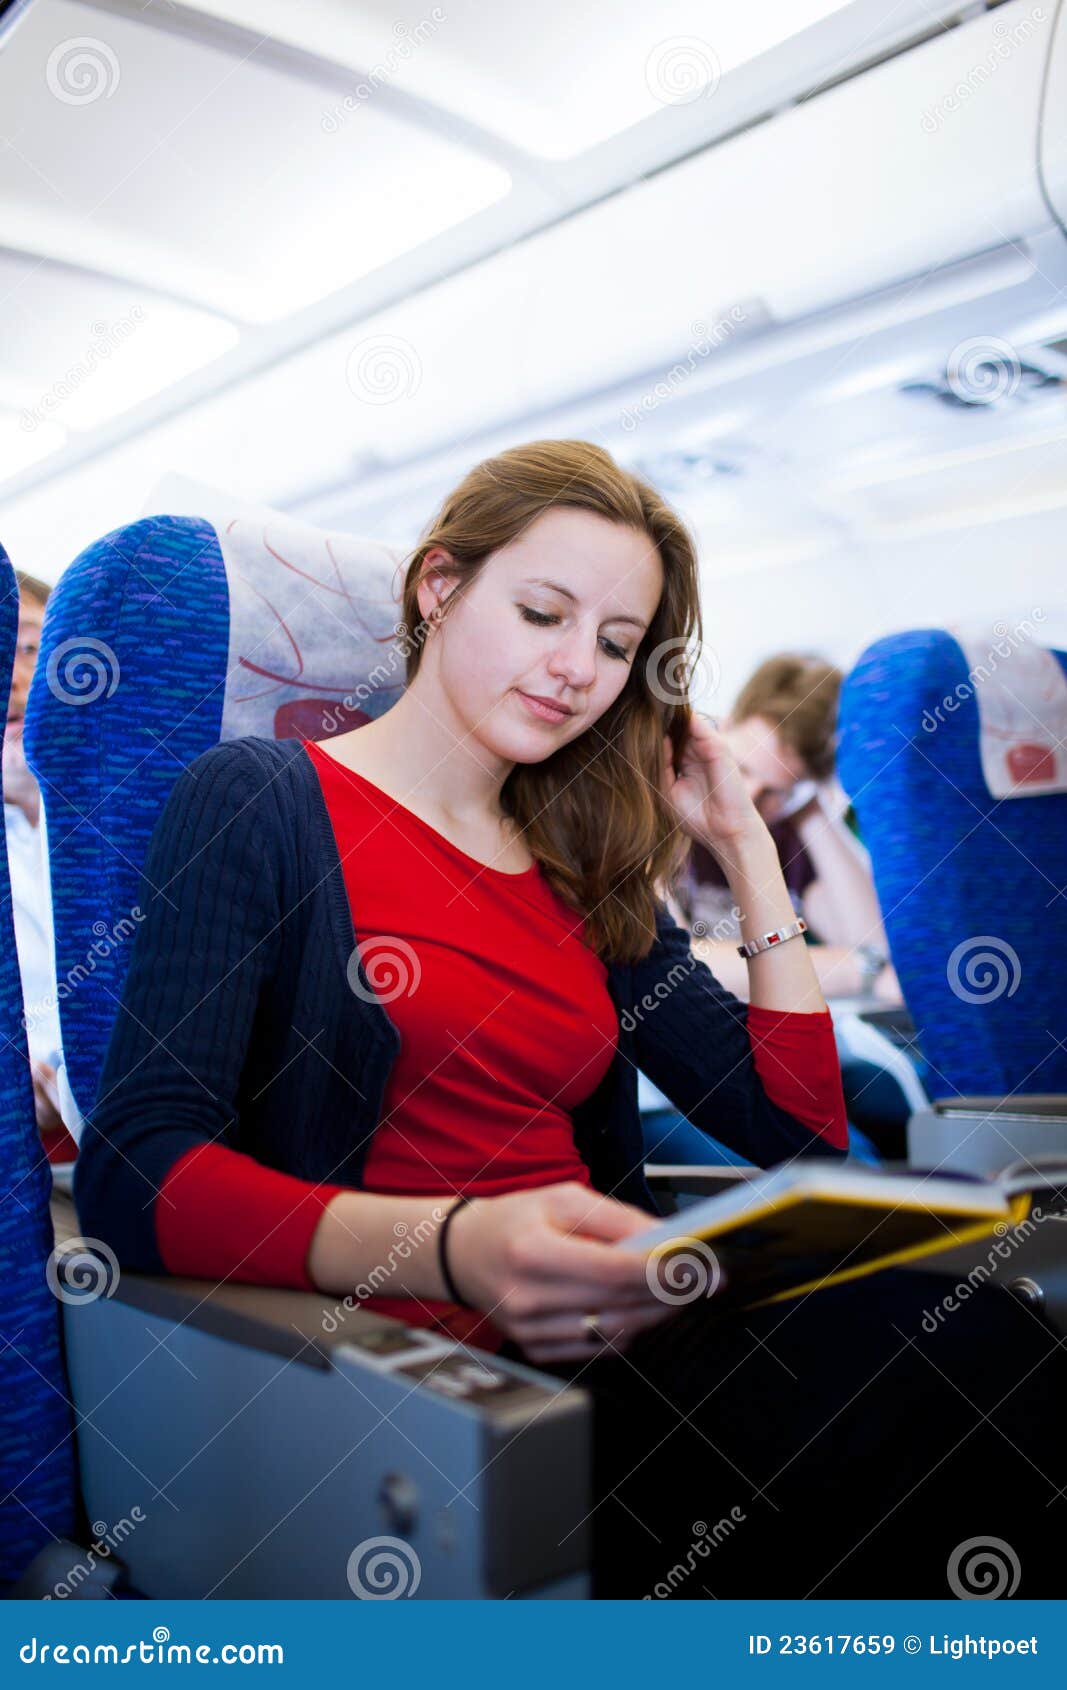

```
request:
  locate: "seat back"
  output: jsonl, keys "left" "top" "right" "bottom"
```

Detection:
{"left": 838, "top": 628, "right": 1067, "bottom": 1099}
{"left": 24, "top": 510, "right": 403, "bottom": 1122}
{"left": 0, "top": 545, "right": 76, "bottom": 1586}
{"left": 23, "top": 514, "right": 593, "bottom": 1599}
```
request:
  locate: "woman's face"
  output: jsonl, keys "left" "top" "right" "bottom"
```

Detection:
{"left": 722, "top": 714, "right": 810, "bottom": 823}
{"left": 418, "top": 506, "right": 664, "bottom": 764}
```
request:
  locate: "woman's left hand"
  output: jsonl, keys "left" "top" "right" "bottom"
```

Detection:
{"left": 660, "top": 715, "right": 765, "bottom": 851}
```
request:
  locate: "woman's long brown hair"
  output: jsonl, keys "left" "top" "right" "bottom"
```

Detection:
{"left": 398, "top": 439, "right": 703, "bottom": 963}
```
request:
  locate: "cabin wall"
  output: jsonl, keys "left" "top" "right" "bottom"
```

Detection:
{"left": 695, "top": 506, "right": 1067, "bottom": 713}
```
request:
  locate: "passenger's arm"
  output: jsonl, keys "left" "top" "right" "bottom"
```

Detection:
{"left": 157, "top": 1144, "right": 677, "bottom": 1365}
{"left": 792, "top": 788, "right": 889, "bottom": 951}
{"left": 625, "top": 901, "right": 848, "bottom": 1159}
{"left": 713, "top": 823, "right": 827, "bottom": 1013}
{"left": 310, "top": 1182, "right": 679, "bottom": 1366}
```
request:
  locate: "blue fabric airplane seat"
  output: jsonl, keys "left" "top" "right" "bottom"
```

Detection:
{"left": 838, "top": 628, "right": 1067, "bottom": 1101}
{"left": 24, "top": 509, "right": 403, "bottom": 1127}
{"left": 0, "top": 545, "right": 76, "bottom": 1588}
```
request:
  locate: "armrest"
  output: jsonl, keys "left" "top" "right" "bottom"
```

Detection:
{"left": 908, "top": 1096, "right": 1067, "bottom": 1178}
{"left": 52, "top": 1194, "right": 592, "bottom": 1597}
{"left": 928, "top": 1095, "right": 1067, "bottom": 1117}
{"left": 51, "top": 1190, "right": 438, "bottom": 1370}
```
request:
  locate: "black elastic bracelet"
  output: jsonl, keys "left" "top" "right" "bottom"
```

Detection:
{"left": 438, "top": 1194, "right": 474, "bottom": 1307}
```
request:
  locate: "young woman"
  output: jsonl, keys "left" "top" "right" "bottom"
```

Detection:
{"left": 75, "top": 440, "right": 1065, "bottom": 1598}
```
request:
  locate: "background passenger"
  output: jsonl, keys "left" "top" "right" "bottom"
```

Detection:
{"left": 3, "top": 570, "right": 76, "bottom": 1163}
{"left": 679, "top": 654, "right": 900, "bottom": 1003}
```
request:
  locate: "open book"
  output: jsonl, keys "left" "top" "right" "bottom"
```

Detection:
{"left": 618, "top": 1159, "right": 1067, "bottom": 1312}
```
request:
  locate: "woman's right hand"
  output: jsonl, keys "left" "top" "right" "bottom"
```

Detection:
{"left": 444, "top": 1182, "right": 680, "bottom": 1364}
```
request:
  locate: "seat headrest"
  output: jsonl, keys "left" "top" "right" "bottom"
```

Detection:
{"left": 949, "top": 624, "right": 1067, "bottom": 798}
{"left": 839, "top": 627, "right": 1067, "bottom": 803}
{"left": 213, "top": 507, "right": 405, "bottom": 740}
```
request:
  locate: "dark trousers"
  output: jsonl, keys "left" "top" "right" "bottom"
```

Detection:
{"left": 525, "top": 1268, "right": 1067, "bottom": 1599}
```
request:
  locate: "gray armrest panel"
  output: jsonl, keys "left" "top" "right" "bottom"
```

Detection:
{"left": 51, "top": 1191, "right": 431, "bottom": 1370}
{"left": 908, "top": 1097, "right": 1067, "bottom": 1179}
{"left": 927, "top": 1095, "right": 1067, "bottom": 1117}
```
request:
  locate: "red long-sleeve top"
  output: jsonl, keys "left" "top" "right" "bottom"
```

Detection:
{"left": 155, "top": 739, "right": 847, "bottom": 1348}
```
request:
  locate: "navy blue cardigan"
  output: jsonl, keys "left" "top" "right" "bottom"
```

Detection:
{"left": 74, "top": 736, "right": 845, "bottom": 1271}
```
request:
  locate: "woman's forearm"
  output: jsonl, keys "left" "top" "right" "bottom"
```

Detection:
{"left": 307, "top": 1190, "right": 458, "bottom": 1299}
{"left": 705, "top": 824, "right": 827, "bottom": 1015}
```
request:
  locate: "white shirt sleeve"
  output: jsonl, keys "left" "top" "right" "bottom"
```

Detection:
{"left": 55, "top": 1056, "right": 84, "bottom": 1145}
{"left": 4, "top": 801, "right": 63, "bottom": 1070}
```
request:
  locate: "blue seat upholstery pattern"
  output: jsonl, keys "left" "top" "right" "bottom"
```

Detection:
{"left": 24, "top": 518, "right": 230, "bottom": 1121}
{"left": 838, "top": 629, "right": 1067, "bottom": 1100}
{"left": 0, "top": 546, "right": 76, "bottom": 1586}
{"left": 24, "top": 511, "right": 401, "bottom": 1125}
